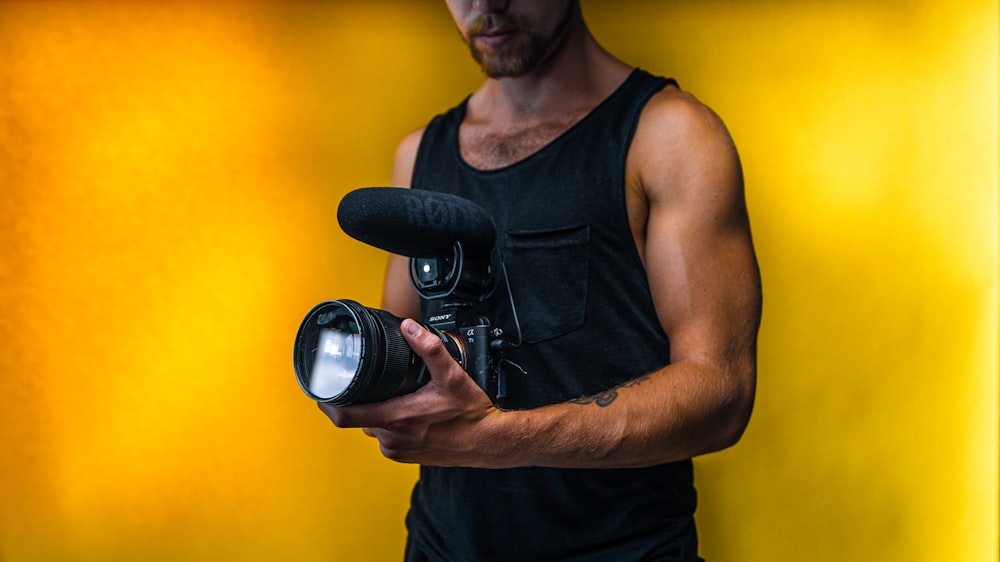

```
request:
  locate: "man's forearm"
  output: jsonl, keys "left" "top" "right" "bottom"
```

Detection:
{"left": 478, "top": 359, "right": 754, "bottom": 469}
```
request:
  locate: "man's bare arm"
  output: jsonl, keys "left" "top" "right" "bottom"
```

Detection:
{"left": 380, "top": 128, "right": 424, "bottom": 319}
{"left": 449, "top": 90, "right": 761, "bottom": 468}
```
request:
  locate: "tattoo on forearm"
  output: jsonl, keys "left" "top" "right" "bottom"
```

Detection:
{"left": 570, "top": 375, "right": 651, "bottom": 408}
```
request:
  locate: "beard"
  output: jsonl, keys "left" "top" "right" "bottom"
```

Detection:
{"left": 463, "top": 7, "right": 573, "bottom": 78}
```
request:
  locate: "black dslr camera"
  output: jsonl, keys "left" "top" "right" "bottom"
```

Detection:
{"left": 292, "top": 188, "right": 513, "bottom": 406}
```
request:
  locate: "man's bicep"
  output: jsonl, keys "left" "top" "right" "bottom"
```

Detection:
{"left": 639, "top": 103, "right": 760, "bottom": 365}
{"left": 646, "top": 204, "right": 759, "bottom": 362}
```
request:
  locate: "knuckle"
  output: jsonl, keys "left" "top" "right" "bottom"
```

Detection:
{"left": 419, "top": 331, "right": 445, "bottom": 352}
{"left": 423, "top": 335, "right": 458, "bottom": 365}
{"left": 426, "top": 342, "right": 454, "bottom": 364}
{"left": 376, "top": 427, "right": 423, "bottom": 463}
{"left": 379, "top": 432, "right": 404, "bottom": 452}
{"left": 318, "top": 403, "right": 350, "bottom": 427}
{"left": 379, "top": 443, "right": 409, "bottom": 463}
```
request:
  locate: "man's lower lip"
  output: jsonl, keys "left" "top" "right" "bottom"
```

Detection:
{"left": 475, "top": 33, "right": 512, "bottom": 47}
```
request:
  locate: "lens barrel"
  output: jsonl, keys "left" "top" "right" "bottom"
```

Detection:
{"left": 294, "top": 300, "right": 425, "bottom": 405}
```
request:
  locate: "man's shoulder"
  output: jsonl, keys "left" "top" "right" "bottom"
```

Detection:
{"left": 628, "top": 85, "right": 742, "bottom": 205}
{"left": 633, "top": 85, "right": 737, "bottom": 166}
{"left": 393, "top": 94, "right": 470, "bottom": 182}
{"left": 397, "top": 127, "right": 426, "bottom": 158}
{"left": 639, "top": 85, "right": 729, "bottom": 141}
{"left": 391, "top": 127, "right": 427, "bottom": 188}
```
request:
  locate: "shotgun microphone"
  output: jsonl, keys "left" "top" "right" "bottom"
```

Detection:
{"left": 336, "top": 187, "right": 496, "bottom": 258}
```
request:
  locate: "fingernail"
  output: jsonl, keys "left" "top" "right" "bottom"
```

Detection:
{"left": 404, "top": 320, "right": 423, "bottom": 338}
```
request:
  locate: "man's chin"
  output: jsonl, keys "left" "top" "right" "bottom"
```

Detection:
{"left": 469, "top": 41, "right": 538, "bottom": 78}
{"left": 475, "top": 55, "right": 531, "bottom": 78}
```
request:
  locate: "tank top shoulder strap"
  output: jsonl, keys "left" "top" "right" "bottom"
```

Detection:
{"left": 411, "top": 69, "right": 677, "bottom": 184}
{"left": 411, "top": 97, "right": 467, "bottom": 185}
{"left": 568, "top": 69, "right": 677, "bottom": 163}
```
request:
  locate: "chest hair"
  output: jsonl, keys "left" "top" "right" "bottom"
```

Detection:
{"left": 459, "top": 117, "right": 583, "bottom": 170}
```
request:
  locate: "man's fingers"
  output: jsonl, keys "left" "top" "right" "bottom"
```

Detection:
{"left": 317, "top": 400, "right": 396, "bottom": 429}
{"left": 400, "top": 319, "right": 455, "bottom": 370}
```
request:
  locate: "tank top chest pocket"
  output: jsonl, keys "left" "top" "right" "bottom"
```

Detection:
{"left": 503, "top": 224, "right": 590, "bottom": 343}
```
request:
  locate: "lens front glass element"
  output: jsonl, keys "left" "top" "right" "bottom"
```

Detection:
{"left": 309, "top": 327, "right": 362, "bottom": 400}
{"left": 295, "top": 299, "right": 428, "bottom": 405}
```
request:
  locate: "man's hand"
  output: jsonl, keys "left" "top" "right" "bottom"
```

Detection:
{"left": 317, "top": 319, "right": 502, "bottom": 467}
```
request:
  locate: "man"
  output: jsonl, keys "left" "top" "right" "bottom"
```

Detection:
{"left": 320, "top": 1, "right": 761, "bottom": 560}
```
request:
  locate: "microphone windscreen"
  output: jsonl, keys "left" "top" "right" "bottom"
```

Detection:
{"left": 337, "top": 187, "right": 496, "bottom": 257}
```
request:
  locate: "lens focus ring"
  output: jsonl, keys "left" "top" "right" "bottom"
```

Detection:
{"left": 369, "top": 308, "right": 416, "bottom": 385}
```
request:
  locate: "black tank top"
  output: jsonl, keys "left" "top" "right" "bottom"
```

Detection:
{"left": 407, "top": 69, "right": 698, "bottom": 561}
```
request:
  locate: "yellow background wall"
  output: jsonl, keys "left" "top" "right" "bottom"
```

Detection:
{"left": 1, "top": 1, "right": 996, "bottom": 561}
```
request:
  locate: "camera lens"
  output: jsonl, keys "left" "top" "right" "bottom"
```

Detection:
{"left": 293, "top": 300, "right": 425, "bottom": 405}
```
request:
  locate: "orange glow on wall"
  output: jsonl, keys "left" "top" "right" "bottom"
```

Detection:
{"left": 1, "top": 1, "right": 996, "bottom": 561}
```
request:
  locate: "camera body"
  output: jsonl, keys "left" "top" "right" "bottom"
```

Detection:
{"left": 293, "top": 241, "right": 509, "bottom": 406}
{"left": 423, "top": 306, "right": 504, "bottom": 401}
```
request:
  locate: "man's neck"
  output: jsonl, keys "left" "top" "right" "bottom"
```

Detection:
{"left": 466, "top": 22, "right": 631, "bottom": 126}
